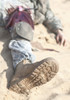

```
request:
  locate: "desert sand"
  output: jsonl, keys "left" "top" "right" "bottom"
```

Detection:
{"left": 0, "top": 0, "right": 70, "bottom": 100}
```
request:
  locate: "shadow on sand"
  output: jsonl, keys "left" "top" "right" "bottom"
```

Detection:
{"left": 0, "top": 27, "right": 14, "bottom": 88}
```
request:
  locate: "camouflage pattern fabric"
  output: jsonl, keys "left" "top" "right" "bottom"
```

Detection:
{"left": 0, "top": 0, "right": 63, "bottom": 34}
{"left": 30, "top": 0, "right": 63, "bottom": 33}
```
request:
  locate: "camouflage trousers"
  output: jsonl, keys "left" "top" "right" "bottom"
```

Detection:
{"left": 9, "top": 39, "right": 35, "bottom": 68}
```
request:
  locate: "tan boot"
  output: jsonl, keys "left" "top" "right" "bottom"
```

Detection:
{"left": 9, "top": 57, "right": 59, "bottom": 94}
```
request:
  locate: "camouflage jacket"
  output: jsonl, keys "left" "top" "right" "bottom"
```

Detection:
{"left": 31, "top": 0, "right": 63, "bottom": 33}
{"left": 0, "top": 0, "right": 63, "bottom": 33}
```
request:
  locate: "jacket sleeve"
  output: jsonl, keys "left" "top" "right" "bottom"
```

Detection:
{"left": 43, "top": 1, "right": 63, "bottom": 34}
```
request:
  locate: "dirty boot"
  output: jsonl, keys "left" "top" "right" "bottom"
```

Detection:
{"left": 9, "top": 57, "right": 59, "bottom": 94}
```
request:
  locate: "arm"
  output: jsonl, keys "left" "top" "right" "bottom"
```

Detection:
{"left": 43, "top": 1, "right": 66, "bottom": 46}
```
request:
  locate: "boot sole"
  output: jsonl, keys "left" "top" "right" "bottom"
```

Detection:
{"left": 9, "top": 57, "right": 59, "bottom": 94}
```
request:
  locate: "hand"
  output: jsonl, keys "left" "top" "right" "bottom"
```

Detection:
{"left": 5, "top": 5, "right": 16, "bottom": 15}
{"left": 56, "top": 30, "right": 66, "bottom": 46}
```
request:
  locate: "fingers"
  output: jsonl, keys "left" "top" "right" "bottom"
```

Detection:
{"left": 6, "top": 8, "right": 16, "bottom": 15}
{"left": 56, "top": 35, "right": 66, "bottom": 46}
{"left": 56, "top": 35, "right": 60, "bottom": 44}
{"left": 63, "top": 39, "right": 66, "bottom": 46}
{"left": 60, "top": 38, "right": 65, "bottom": 46}
{"left": 60, "top": 37, "right": 64, "bottom": 45}
{"left": 60, "top": 35, "right": 66, "bottom": 46}
{"left": 10, "top": 4, "right": 15, "bottom": 9}
{"left": 5, "top": 4, "right": 16, "bottom": 15}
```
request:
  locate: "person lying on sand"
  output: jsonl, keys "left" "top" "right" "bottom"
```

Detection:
{"left": 0, "top": 0, "right": 66, "bottom": 94}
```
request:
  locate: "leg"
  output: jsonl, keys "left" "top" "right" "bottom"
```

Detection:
{"left": 9, "top": 57, "right": 59, "bottom": 94}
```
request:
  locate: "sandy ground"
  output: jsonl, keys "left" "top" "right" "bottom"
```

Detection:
{"left": 0, "top": 0, "right": 70, "bottom": 99}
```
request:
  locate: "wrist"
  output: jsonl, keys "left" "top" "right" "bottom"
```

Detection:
{"left": 55, "top": 29, "right": 63, "bottom": 35}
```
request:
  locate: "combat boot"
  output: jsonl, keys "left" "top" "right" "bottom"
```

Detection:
{"left": 9, "top": 57, "right": 59, "bottom": 94}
